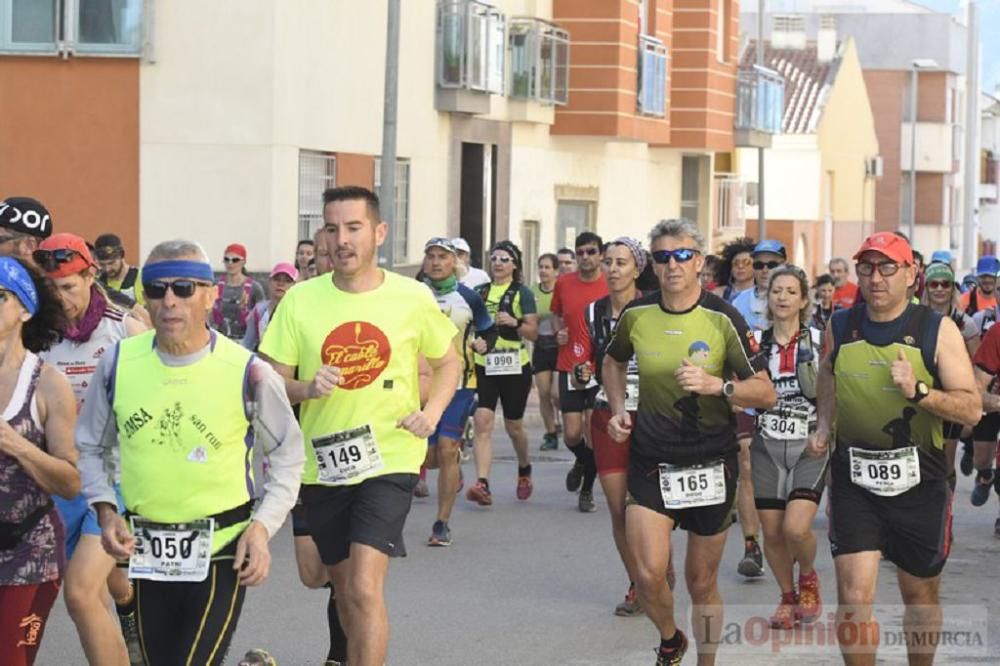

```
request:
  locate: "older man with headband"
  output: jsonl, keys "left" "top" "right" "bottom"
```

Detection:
{"left": 76, "top": 240, "right": 304, "bottom": 665}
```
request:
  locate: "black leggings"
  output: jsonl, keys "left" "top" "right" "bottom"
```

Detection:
{"left": 135, "top": 559, "right": 246, "bottom": 666}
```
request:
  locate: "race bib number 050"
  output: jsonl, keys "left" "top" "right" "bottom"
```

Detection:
{"left": 128, "top": 517, "right": 214, "bottom": 582}
{"left": 849, "top": 446, "right": 921, "bottom": 497}
{"left": 313, "top": 424, "right": 383, "bottom": 485}
{"left": 485, "top": 351, "right": 521, "bottom": 376}
{"left": 658, "top": 460, "right": 726, "bottom": 509}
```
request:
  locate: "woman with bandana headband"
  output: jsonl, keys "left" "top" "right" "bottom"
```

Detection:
{"left": 0, "top": 256, "right": 81, "bottom": 666}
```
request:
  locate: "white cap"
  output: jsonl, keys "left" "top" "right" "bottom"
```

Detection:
{"left": 451, "top": 238, "right": 471, "bottom": 254}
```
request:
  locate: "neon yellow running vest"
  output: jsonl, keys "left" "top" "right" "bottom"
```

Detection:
{"left": 112, "top": 331, "right": 254, "bottom": 555}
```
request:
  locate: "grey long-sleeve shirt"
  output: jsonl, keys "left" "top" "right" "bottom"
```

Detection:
{"left": 76, "top": 339, "right": 304, "bottom": 539}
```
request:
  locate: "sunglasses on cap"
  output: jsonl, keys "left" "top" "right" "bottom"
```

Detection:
{"left": 223, "top": 256, "right": 243, "bottom": 264}
{"left": 651, "top": 248, "right": 700, "bottom": 264}
{"left": 753, "top": 260, "right": 782, "bottom": 270}
{"left": 32, "top": 248, "right": 81, "bottom": 272}
{"left": 143, "top": 279, "right": 212, "bottom": 299}
{"left": 926, "top": 280, "right": 953, "bottom": 290}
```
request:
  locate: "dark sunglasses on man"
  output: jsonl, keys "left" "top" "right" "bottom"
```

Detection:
{"left": 753, "top": 260, "right": 782, "bottom": 270}
{"left": 143, "top": 280, "right": 212, "bottom": 300}
{"left": 32, "top": 248, "right": 80, "bottom": 272}
{"left": 651, "top": 248, "right": 700, "bottom": 264}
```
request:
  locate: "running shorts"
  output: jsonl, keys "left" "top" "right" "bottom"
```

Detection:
{"left": 735, "top": 412, "right": 755, "bottom": 441}
{"left": 474, "top": 365, "right": 533, "bottom": 420}
{"left": 532, "top": 336, "right": 558, "bottom": 373}
{"left": 942, "top": 421, "right": 963, "bottom": 440}
{"left": 751, "top": 433, "right": 829, "bottom": 510}
{"left": 828, "top": 455, "right": 952, "bottom": 578}
{"left": 0, "top": 580, "right": 60, "bottom": 666}
{"left": 55, "top": 485, "right": 125, "bottom": 560}
{"left": 625, "top": 450, "right": 739, "bottom": 536}
{"left": 558, "top": 371, "right": 598, "bottom": 413}
{"left": 591, "top": 407, "right": 630, "bottom": 476}
{"left": 973, "top": 411, "right": 1000, "bottom": 442}
{"left": 429, "top": 388, "right": 476, "bottom": 446}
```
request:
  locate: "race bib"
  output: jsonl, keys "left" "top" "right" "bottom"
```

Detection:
{"left": 313, "top": 424, "right": 383, "bottom": 485}
{"left": 759, "top": 405, "right": 810, "bottom": 440}
{"left": 849, "top": 446, "right": 921, "bottom": 497}
{"left": 128, "top": 517, "right": 214, "bottom": 582}
{"left": 485, "top": 351, "right": 521, "bottom": 376}
{"left": 658, "top": 460, "right": 727, "bottom": 509}
{"left": 625, "top": 375, "right": 640, "bottom": 412}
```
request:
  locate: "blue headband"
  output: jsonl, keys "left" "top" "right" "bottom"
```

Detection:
{"left": 0, "top": 256, "right": 39, "bottom": 316}
{"left": 142, "top": 260, "right": 215, "bottom": 283}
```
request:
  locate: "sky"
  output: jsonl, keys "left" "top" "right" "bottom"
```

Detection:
{"left": 915, "top": 0, "right": 1000, "bottom": 95}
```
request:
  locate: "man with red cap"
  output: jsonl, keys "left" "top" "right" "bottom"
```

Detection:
{"left": 811, "top": 231, "right": 979, "bottom": 664}
{"left": 212, "top": 243, "right": 265, "bottom": 340}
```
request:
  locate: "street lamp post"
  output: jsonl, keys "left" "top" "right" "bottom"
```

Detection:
{"left": 908, "top": 58, "right": 939, "bottom": 243}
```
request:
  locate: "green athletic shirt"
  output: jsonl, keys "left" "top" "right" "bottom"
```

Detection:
{"left": 605, "top": 290, "right": 767, "bottom": 466}
{"left": 532, "top": 284, "right": 555, "bottom": 337}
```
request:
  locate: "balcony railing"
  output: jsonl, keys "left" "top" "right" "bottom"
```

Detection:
{"left": 637, "top": 35, "right": 668, "bottom": 117}
{"left": 509, "top": 18, "right": 569, "bottom": 106}
{"left": 714, "top": 175, "right": 746, "bottom": 233}
{"left": 736, "top": 65, "right": 784, "bottom": 134}
{"left": 437, "top": 0, "right": 505, "bottom": 94}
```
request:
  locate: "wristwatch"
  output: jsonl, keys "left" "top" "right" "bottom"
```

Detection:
{"left": 909, "top": 380, "right": 930, "bottom": 404}
{"left": 722, "top": 380, "right": 736, "bottom": 399}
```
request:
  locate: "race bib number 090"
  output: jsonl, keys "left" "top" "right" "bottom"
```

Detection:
{"left": 313, "top": 424, "right": 383, "bottom": 485}
{"left": 658, "top": 460, "right": 726, "bottom": 509}
{"left": 485, "top": 351, "right": 521, "bottom": 376}
{"left": 849, "top": 446, "right": 921, "bottom": 497}
{"left": 128, "top": 517, "right": 214, "bottom": 582}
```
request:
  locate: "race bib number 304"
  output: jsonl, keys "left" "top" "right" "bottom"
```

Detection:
{"left": 849, "top": 446, "right": 921, "bottom": 497}
{"left": 485, "top": 351, "right": 521, "bottom": 376}
{"left": 658, "top": 460, "right": 727, "bottom": 509}
{"left": 313, "top": 424, "right": 383, "bottom": 485}
{"left": 128, "top": 517, "right": 214, "bottom": 582}
{"left": 759, "top": 405, "right": 810, "bottom": 440}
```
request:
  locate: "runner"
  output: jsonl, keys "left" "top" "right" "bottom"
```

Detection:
{"left": 77, "top": 239, "right": 304, "bottom": 666}
{"left": 313, "top": 227, "right": 333, "bottom": 276}
{"left": 0, "top": 196, "right": 52, "bottom": 258}
{"left": 551, "top": 232, "right": 607, "bottom": 512}
{"left": 94, "top": 234, "right": 142, "bottom": 302}
{"left": 970, "top": 322, "right": 1000, "bottom": 513}
{"left": 35, "top": 234, "right": 146, "bottom": 666}
{"left": 829, "top": 257, "right": 859, "bottom": 309}
{"left": 556, "top": 247, "right": 577, "bottom": 275}
{"left": 814, "top": 231, "right": 979, "bottom": 665}
{"left": 812, "top": 274, "right": 837, "bottom": 330}
{"left": 0, "top": 256, "right": 80, "bottom": 666}
{"left": 731, "top": 239, "right": 786, "bottom": 578}
{"left": 532, "top": 253, "right": 561, "bottom": 451}
{"left": 421, "top": 237, "right": 495, "bottom": 545}
{"left": 452, "top": 237, "right": 490, "bottom": 289}
{"left": 260, "top": 186, "right": 461, "bottom": 666}
{"left": 749, "top": 265, "right": 828, "bottom": 629}
{"left": 603, "top": 218, "right": 775, "bottom": 665}
{"left": 212, "top": 243, "right": 265, "bottom": 340}
{"left": 961, "top": 256, "right": 999, "bottom": 315}
{"left": 466, "top": 241, "right": 538, "bottom": 506}
{"left": 294, "top": 239, "right": 315, "bottom": 281}
{"left": 711, "top": 236, "right": 755, "bottom": 302}
{"left": 241, "top": 262, "right": 298, "bottom": 352}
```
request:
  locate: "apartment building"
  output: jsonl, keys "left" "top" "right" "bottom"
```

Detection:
{"left": 981, "top": 92, "right": 1000, "bottom": 250}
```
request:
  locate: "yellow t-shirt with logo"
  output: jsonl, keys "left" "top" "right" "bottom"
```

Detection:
{"left": 260, "top": 271, "right": 457, "bottom": 485}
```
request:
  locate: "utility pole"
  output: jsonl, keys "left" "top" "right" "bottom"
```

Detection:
{"left": 962, "top": 0, "right": 980, "bottom": 270}
{"left": 379, "top": 0, "right": 401, "bottom": 268}
{"left": 909, "top": 65, "right": 918, "bottom": 243}
{"left": 757, "top": 0, "right": 766, "bottom": 240}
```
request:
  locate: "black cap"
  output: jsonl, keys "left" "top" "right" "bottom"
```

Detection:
{"left": 0, "top": 197, "right": 52, "bottom": 239}
{"left": 95, "top": 233, "right": 124, "bottom": 249}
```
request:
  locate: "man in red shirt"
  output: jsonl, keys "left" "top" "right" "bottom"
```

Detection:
{"left": 829, "top": 257, "right": 858, "bottom": 309}
{"left": 970, "top": 321, "right": 1000, "bottom": 530}
{"left": 550, "top": 232, "right": 608, "bottom": 512}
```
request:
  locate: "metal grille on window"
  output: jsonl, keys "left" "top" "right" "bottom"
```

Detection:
{"left": 298, "top": 151, "right": 337, "bottom": 241}
{"left": 374, "top": 159, "right": 411, "bottom": 264}
{"left": 509, "top": 18, "right": 569, "bottom": 106}
{"left": 436, "top": 0, "right": 505, "bottom": 94}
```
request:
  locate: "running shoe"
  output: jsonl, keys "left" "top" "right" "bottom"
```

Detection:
{"left": 960, "top": 440, "right": 974, "bottom": 476}
{"left": 737, "top": 537, "right": 765, "bottom": 578}
{"left": 118, "top": 610, "right": 144, "bottom": 666}
{"left": 238, "top": 649, "right": 277, "bottom": 666}
{"left": 466, "top": 479, "right": 493, "bottom": 506}
{"left": 796, "top": 570, "right": 822, "bottom": 623}
{"left": 516, "top": 474, "right": 533, "bottom": 500}
{"left": 578, "top": 489, "right": 596, "bottom": 513}
{"left": 324, "top": 661, "right": 345, "bottom": 666}
{"left": 654, "top": 630, "right": 688, "bottom": 666}
{"left": 540, "top": 432, "right": 558, "bottom": 451}
{"left": 614, "top": 583, "right": 644, "bottom": 617}
{"left": 413, "top": 478, "right": 430, "bottom": 498}
{"left": 972, "top": 473, "right": 993, "bottom": 506}
{"left": 566, "top": 461, "right": 584, "bottom": 492}
{"left": 769, "top": 591, "right": 798, "bottom": 630}
{"left": 428, "top": 520, "right": 452, "bottom": 547}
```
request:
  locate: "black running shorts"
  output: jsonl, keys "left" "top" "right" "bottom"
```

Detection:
{"left": 973, "top": 412, "right": 1000, "bottom": 442}
{"left": 558, "top": 371, "right": 598, "bottom": 413}
{"left": 532, "top": 336, "right": 559, "bottom": 373}
{"left": 474, "top": 365, "right": 533, "bottom": 419}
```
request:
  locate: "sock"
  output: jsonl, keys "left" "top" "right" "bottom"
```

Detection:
{"left": 566, "top": 440, "right": 585, "bottom": 463}
{"left": 115, "top": 582, "right": 136, "bottom": 616}
{"left": 327, "top": 586, "right": 348, "bottom": 662}
{"left": 478, "top": 477, "right": 490, "bottom": 491}
{"left": 518, "top": 464, "right": 532, "bottom": 477}
{"left": 659, "top": 630, "right": 683, "bottom": 651}
{"left": 976, "top": 468, "right": 995, "bottom": 484}
{"left": 745, "top": 534, "right": 759, "bottom": 545}
{"left": 581, "top": 447, "right": 597, "bottom": 492}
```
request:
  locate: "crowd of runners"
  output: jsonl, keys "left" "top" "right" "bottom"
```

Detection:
{"left": 0, "top": 189, "right": 998, "bottom": 665}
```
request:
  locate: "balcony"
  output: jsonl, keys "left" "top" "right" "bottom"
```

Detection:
{"left": 509, "top": 18, "right": 569, "bottom": 113}
{"left": 900, "top": 122, "right": 954, "bottom": 173}
{"left": 981, "top": 151, "right": 999, "bottom": 204}
{"left": 637, "top": 35, "right": 668, "bottom": 118}
{"left": 714, "top": 175, "right": 746, "bottom": 234}
{"left": 735, "top": 65, "right": 784, "bottom": 148}
{"left": 436, "top": 0, "right": 505, "bottom": 114}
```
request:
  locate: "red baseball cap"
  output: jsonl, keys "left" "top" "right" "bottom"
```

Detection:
{"left": 36, "top": 233, "right": 96, "bottom": 278}
{"left": 852, "top": 232, "right": 914, "bottom": 265}
{"left": 224, "top": 243, "right": 247, "bottom": 260}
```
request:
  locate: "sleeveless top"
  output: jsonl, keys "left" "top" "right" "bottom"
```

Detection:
{"left": 0, "top": 353, "right": 65, "bottom": 585}
{"left": 41, "top": 306, "right": 130, "bottom": 408}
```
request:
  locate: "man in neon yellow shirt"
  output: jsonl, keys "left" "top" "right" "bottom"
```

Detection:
{"left": 261, "top": 186, "right": 461, "bottom": 666}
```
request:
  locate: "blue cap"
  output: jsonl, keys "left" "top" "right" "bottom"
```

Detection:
{"left": 975, "top": 256, "right": 1000, "bottom": 276}
{"left": 930, "top": 250, "right": 952, "bottom": 264}
{"left": 752, "top": 239, "right": 786, "bottom": 257}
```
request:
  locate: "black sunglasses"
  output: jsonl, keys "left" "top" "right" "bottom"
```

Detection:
{"left": 651, "top": 248, "right": 700, "bottom": 264}
{"left": 753, "top": 260, "right": 782, "bottom": 270}
{"left": 32, "top": 248, "right": 80, "bottom": 272}
{"left": 143, "top": 280, "right": 212, "bottom": 299}
{"left": 223, "top": 256, "right": 243, "bottom": 264}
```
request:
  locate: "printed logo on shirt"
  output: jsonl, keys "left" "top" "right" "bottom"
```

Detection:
{"left": 187, "top": 446, "right": 208, "bottom": 463}
{"left": 18, "top": 613, "right": 42, "bottom": 647}
{"left": 321, "top": 321, "right": 392, "bottom": 390}
{"left": 746, "top": 329, "right": 760, "bottom": 354}
{"left": 122, "top": 407, "right": 154, "bottom": 438}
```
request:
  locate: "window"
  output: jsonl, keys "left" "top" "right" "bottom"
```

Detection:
{"left": 0, "top": 0, "right": 143, "bottom": 55}
{"left": 557, "top": 201, "right": 594, "bottom": 249}
{"left": 736, "top": 65, "right": 784, "bottom": 133}
{"left": 437, "top": 0, "right": 505, "bottom": 94}
{"left": 771, "top": 14, "right": 806, "bottom": 50}
{"left": 298, "top": 151, "right": 337, "bottom": 241}
{"left": 637, "top": 34, "right": 667, "bottom": 117}
{"left": 374, "top": 158, "right": 411, "bottom": 264}
{"left": 509, "top": 18, "right": 569, "bottom": 105}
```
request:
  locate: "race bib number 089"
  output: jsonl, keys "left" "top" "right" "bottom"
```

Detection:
{"left": 313, "top": 424, "right": 383, "bottom": 485}
{"left": 849, "top": 446, "right": 921, "bottom": 497}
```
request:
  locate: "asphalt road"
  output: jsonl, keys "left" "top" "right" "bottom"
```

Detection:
{"left": 36, "top": 418, "right": 1000, "bottom": 665}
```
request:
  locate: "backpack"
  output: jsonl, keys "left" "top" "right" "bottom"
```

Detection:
{"left": 212, "top": 277, "right": 255, "bottom": 330}
{"left": 759, "top": 325, "right": 819, "bottom": 401}
{"left": 476, "top": 281, "right": 521, "bottom": 341}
